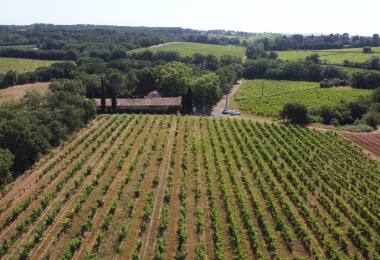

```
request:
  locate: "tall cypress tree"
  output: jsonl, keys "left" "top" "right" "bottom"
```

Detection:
{"left": 181, "top": 92, "right": 187, "bottom": 114}
{"left": 111, "top": 86, "right": 117, "bottom": 114}
{"left": 101, "top": 78, "right": 106, "bottom": 113}
{"left": 186, "top": 87, "right": 193, "bottom": 113}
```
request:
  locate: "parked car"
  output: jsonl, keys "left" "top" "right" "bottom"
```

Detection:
{"left": 230, "top": 110, "right": 241, "bottom": 115}
{"left": 222, "top": 109, "right": 231, "bottom": 114}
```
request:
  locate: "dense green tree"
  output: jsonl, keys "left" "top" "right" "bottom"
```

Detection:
{"left": 192, "top": 73, "right": 221, "bottom": 109}
{"left": 246, "top": 44, "right": 267, "bottom": 59}
{"left": 363, "top": 46, "right": 372, "bottom": 53}
{"left": 111, "top": 86, "right": 117, "bottom": 114}
{"left": 186, "top": 86, "right": 193, "bottom": 113}
{"left": 135, "top": 67, "right": 157, "bottom": 96}
{"left": 157, "top": 61, "right": 192, "bottom": 97}
{"left": 24, "top": 90, "right": 44, "bottom": 110}
{"left": 305, "top": 53, "right": 320, "bottom": 64}
{"left": 204, "top": 54, "right": 219, "bottom": 71}
{"left": 2, "top": 70, "right": 17, "bottom": 87}
{"left": 216, "top": 65, "right": 237, "bottom": 95}
{"left": 192, "top": 53, "right": 205, "bottom": 64}
{"left": 101, "top": 77, "right": 106, "bottom": 113}
{"left": 181, "top": 92, "right": 186, "bottom": 114}
{"left": 219, "top": 55, "right": 241, "bottom": 67}
{"left": 318, "top": 105, "right": 343, "bottom": 124}
{"left": 268, "top": 51, "right": 278, "bottom": 59}
{"left": 280, "top": 103, "right": 308, "bottom": 123}
{"left": 107, "top": 71, "right": 125, "bottom": 95}
{"left": 0, "top": 148, "right": 14, "bottom": 186}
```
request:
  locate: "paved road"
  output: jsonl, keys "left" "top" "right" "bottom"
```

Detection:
{"left": 210, "top": 80, "right": 242, "bottom": 117}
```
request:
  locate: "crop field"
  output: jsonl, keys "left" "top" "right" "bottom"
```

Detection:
{"left": 128, "top": 42, "right": 246, "bottom": 58}
{"left": 277, "top": 48, "right": 380, "bottom": 64}
{"left": 0, "top": 114, "right": 379, "bottom": 259}
{"left": 0, "top": 58, "right": 60, "bottom": 74}
{"left": 234, "top": 80, "right": 371, "bottom": 117}
{"left": 248, "top": 33, "right": 281, "bottom": 42}
{"left": 342, "top": 133, "right": 380, "bottom": 158}
{"left": 0, "top": 45, "right": 36, "bottom": 50}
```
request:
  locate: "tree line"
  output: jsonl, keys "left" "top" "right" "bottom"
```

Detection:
{"left": 0, "top": 51, "right": 242, "bottom": 103}
{"left": 243, "top": 50, "right": 380, "bottom": 89}
{"left": 0, "top": 79, "right": 97, "bottom": 187}
{"left": 250, "top": 33, "right": 380, "bottom": 51}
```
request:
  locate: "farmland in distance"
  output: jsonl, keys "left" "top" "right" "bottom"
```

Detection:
{"left": 128, "top": 42, "right": 246, "bottom": 59}
{"left": 0, "top": 114, "right": 379, "bottom": 259}
{"left": 0, "top": 58, "right": 61, "bottom": 73}
{"left": 277, "top": 47, "right": 380, "bottom": 64}
{"left": 234, "top": 80, "right": 371, "bottom": 117}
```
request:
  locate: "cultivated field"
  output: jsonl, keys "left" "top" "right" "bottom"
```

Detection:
{"left": 128, "top": 42, "right": 246, "bottom": 58}
{"left": 0, "top": 45, "right": 37, "bottom": 51}
{"left": 234, "top": 80, "right": 371, "bottom": 117}
{"left": 277, "top": 47, "right": 380, "bottom": 64}
{"left": 342, "top": 133, "right": 380, "bottom": 158}
{"left": 0, "top": 114, "right": 379, "bottom": 259}
{"left": 0, "top": 82, "right": 50, "bottom": 102}
{"left": 0, "top": 58, "right": 61, "bottom": 74}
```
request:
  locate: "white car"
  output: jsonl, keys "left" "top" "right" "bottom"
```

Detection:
{"left": 230, "top": 110, "right": 241, "bottom": 115}
{"left": 222, "top": 109, "right": 232, "bottom": 114}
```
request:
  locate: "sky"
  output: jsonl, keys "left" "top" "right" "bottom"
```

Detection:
{"left": 1, "top": 0, "right": 379, "bottom": 36}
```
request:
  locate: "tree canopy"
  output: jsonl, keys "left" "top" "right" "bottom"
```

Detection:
{"left": 157, "top": 61, "right": 193, "bottom": 97}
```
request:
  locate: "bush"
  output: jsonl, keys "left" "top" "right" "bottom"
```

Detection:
{"left": 339, "top": 124, "right": 374, "bottom": 132}
{"left": 280, "top": 102, "right": 308, "bottom": 123}
{"left": 320, "top": 79, "right": 333, "bottom": 88}
{"left": 332, "top": 78, "right": 340, "bottom": 87}
{"left": 330, "top": 118, "right": 340, "bottom": 127}
{"left": 362, "top": 111, "right": 380, "bottom": 127}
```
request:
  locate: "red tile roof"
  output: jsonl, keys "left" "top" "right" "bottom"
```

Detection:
{"left": 94, "top": 98, "right": 181, "bottom": 107}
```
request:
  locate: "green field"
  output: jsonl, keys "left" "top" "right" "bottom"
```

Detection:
{"left": 0, "top": 45, "right": 37, "bottom": 50}
{"left": 128, "top": 42, "right": 246, "bottom": 58}
{"left": 234, "top": 80, "right": 371, "bottom": 117}
{"left": 248, "top": 33, "right": 281, "bottom": 42}
{"left": 0, "top": 58, "right": 60, "bottom": 73}
{"left": 277, "top": 47, "right": 380, "bottom": 64}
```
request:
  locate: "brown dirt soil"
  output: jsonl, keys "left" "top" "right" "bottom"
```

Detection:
{"left": 0, "top": 82, "right": 49, "bottom": 102}
{"left": 140, "top": 118, "right": 177, "bottom": 259}
{"left": 75, "top": 116, "right": 154, "bottom": 259}
{"left": 148, "top": 42, "right": 180, "bottom": 48}
{"left": 341, "top": 133, "right": 380, "bottom": 160}
{"left": 162, "top": 119, "right": 184, "bottom": 259}
{"left": 27, "top": 117, "right": 128, "bottom": 259}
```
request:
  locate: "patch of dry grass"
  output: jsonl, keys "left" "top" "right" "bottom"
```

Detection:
{"left": 0, "top": 82, "right": 50, "bottom": 102}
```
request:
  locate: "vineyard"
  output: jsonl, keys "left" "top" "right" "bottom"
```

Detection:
{"left": 128, "top": 42, "right": 246, "bottom": 59}
{"left": 0, "top": 58, "right": 61, "bottom": 74}
{"left": 0, "top": 114, "right": 379, "bottom": 259}
{"left": 234, "top": 80, "right": 371, "bottom": 117}
{"left": 0, "top": 45, "right": 36, "bottom": 51}
{"left": 277, "top": 47, "right": 380, "bottom": 64}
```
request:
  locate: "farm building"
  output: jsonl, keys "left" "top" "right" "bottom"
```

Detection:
{"left": 94, "top": 92, "right": 181, "bottom": 113}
